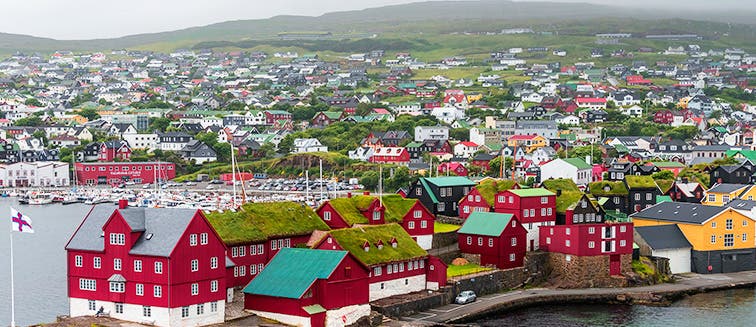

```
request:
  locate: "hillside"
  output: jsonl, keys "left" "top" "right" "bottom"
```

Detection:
{"left": 0, "top": 0, "right": 753, "bottom": 54}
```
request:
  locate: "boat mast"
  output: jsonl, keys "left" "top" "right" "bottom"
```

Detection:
{"left": 230, "top": 142, "right": 237, "bottom": 208}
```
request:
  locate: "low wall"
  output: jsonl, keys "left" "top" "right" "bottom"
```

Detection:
{"left": 436, "top": 215, "right": 465, "bottom": 225}
{"left": 432, "top": 231, "right": 459, "bottom": 248}
{"left": 371, "top": 290, "right": 450, "bottom": 318}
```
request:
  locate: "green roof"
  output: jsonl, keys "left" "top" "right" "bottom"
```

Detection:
{"left": 656, "top": 195, "right": 672, "bottom": 203}
{"left": 207, "top": 202, "right": 330, "bottom": 245}
{"left": 655, "top": 179, "right": 675, "bottom": 193}
{"left": 509, "top": 188, "right": 555, "bottom": 197}
{"left": 328, "top": 224, "right": 427, "bottom": 266}
{"left": 458, "top": 212, "right": 514, "bottom": 237}
{"left": 423, "top": 176, "right": 476, "bottom": 187}
{"left": 406, "top": 142, "right": 422, "bottom": 148}
{"left": 556, "top": 191, "right": 585, "bottom": 214}
{"left": 302, "top": 304, "right": 327, "bottom": 315}
{"left": 318, "top": 111, "right": 343, "bottom": 119}
{"left": 650, "top": 161, "right": 685, "bottom": 168}
{"left": 624, "top": 175, "right": 658, "bottom": 190}
{"left": 563, "top": 158, "right": 593, "bottom": 170}
{"left": 243, "top": 248, "right": 347, "bottom": 299}
{"left": 475, "top": 179, "right": 517, "bottom": 206}
{"left": 589, "top": 181, "right": 629, "bottom": 196}
{"left": 541, "top": 178, "right": 580, "bottom": 192}
{"left": 327, "top": 195, "right": 417, "bottom": 225}
{"left": 614, "top": 144, "right": 630, "bottom": 153}
{"left": 419, "top": 178, "right": 439, "bottom": 204}
{"left": 726, "top": 149, "right": 756, "bottom": 161}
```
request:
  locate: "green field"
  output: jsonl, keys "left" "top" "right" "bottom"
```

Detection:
{"left": 447, "top": 263, "right": 493, "bottom": 278}
{"left": 434, "top": 222, "right": 461, "bottom": 234}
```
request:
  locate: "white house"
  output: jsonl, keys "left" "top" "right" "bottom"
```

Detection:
{"left": 539, "top": 158, "right": 593, "bottom": 186}
{"left": 0, "top": 162, "right": 70, "bottom": 187}
{"left": 454, "top": 141, "right": 479, "bottom": 159}
{"left": 293, "top": 138, "right": 328, "bottom": 153}
{"left": 556, "top": 115, "right": 580, "bottom": 126}
{"left": 347, "top": 147, "right": 374, "bottom": 162}
{"left": 414, "top": 126, "right": 449, "bottom": 142}
{"left": 430, "top": 105, "right": 465, "bottom": 124}
{"left": 635, "top": 225, "right": 692, "bottom": 274}
{"left": 622, "top": 105, "right": 644, "bottom": 118}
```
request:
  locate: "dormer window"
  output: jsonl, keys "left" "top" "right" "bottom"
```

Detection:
{"left": 373, "top": 210, "right": 381, "bottom": 221}
{"left": 390, "top": 237, "right": 398, "bottom": 248}
{"left": 109, "top": 233, "right": 125, "bottom": 245}
{"left": 363, "top": 241, "right": 370, "bottom": 252}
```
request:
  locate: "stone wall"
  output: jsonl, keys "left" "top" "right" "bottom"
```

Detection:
{"left": 648, "top": 256, "right": 671, "bottom": 277}
{"left": 370, "top": 290, "right": 450, "bottom": 318}
{"left": 436, "top": 215, "right": 465, "bottom": 225}
{"left": 432, "top": 230, "right": 459, "bottom": 248}
{"left": 546, "top": 253, "right": 632, "bottom": 288}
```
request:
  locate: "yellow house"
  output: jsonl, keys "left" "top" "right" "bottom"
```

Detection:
{"left": 701, "top": 183, "right": 749, "bottom": 206}
{"left": 734, "top": 185, "right": 756, "bottom": 201}
{"left": 507, "top": 135, "right": 547, "bottom": 153}
{"left": 632, "top": 202, "right": 756, "bottom": 273}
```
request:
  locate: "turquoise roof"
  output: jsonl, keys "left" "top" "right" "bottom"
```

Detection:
{"left": 424, "top": 177, "right": 476, "bottom": 187}
{"left": 243, "top": 248, "right": 347, "bottom": 299}
{"left": 458, "top": 212, "right": 514, "bottom": 237}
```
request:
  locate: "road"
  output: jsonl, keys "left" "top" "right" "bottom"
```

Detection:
{"left": 401, "top": 270, "right": 756, "bottom": 324}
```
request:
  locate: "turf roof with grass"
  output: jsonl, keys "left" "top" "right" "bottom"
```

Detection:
{"left": 589, "top": 181, "right": 629, "bottom": 196}
{"left": 475, "top": 179, "right": 518, "bottom": 205}
{"left": 556, "top": 191, "right": 585, "bottom": 214}
{"left": 328, "top": 223, "right": 427, "bottom": 266}
{"left": 624, "top": 175, "right": 659, "bottom": 189}
{"left": 206, "top": 201, "right": 330, "bottom": 245}
{"left": 541, "top": 178, "right": 580, "bottom": 192}
{"left": 327, "top": 194, "right": 419, "bottom": 225}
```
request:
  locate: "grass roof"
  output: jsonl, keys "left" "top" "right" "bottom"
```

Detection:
{"left": 541, "top": 178, "right": 580, "bottom": 193}
{"left": 475, "top": 179, "right": 518, "bottom": 205}
{"left": 328, "top": 195, "right": 418, "bottom": 225}
{"left": 207, "top": 202, "right": 330, "bottom": 245}
{"left": 556, "top": 191, "right": 585, "bottom": 214}
{"left": 625, "top": 175, "right": 659, "bottom": 189}
{"left": 329, "top": 224, "right": 427, "bottom": 266}
{"left": 589, "top": 181, "right": 629, "bottom": 196}
{"left": 655, "top": 179, "right": 675, "bottom": 193}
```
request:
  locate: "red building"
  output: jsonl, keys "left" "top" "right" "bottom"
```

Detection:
{"left": 315, "top": 194, "right": 435, "bottom": 250}
{"left": 65, "top": 203, "right": 227, "bottom": 326}
{"left": 99, "top": 141, "right": 132, "bottom": 162}
{"left": 457, "top": 212, "right": 527, "bottom": 269}
{"left": 458, "top": 179, "right": 519, "bottom": 219}
{"left": 654, "top": 110, "right": 674, "bottom": 124}
{"left": 263, "top": 110, "right": 292, "bottom": 125}
{"left": 369, "top": 147, "right": 410, "bottom": 166}
{"left": 539, "top": 194, "right": 634, "bottom": 276}
{"left": 205, "top": 202, "right": 330, "bottom": 290}
{"left": 75, "top": 162, "right": 176, "bottom": 185}
{"left": 438, "top": 162, "right": 468, "bottom": 176}
{"left": 313, "top": 224, "right": 446, "bottom": 301}
{"left": 495, "top": 188, "right": 557, "bottom": 251}
{"left": 626, "top": 75, "right": 653, "bottom": 86}
{"left": 243, "top": 248, "right": 370, "bottom": 327}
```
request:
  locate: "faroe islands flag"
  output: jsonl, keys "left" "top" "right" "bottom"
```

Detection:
{"left": 11, "top": 207, "right": 34, "bottom": 233}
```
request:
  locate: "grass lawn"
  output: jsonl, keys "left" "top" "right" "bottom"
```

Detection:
{"left": 447, "top": 263, "right": 493, "bottom": 278}
{"left": 434, "top": 221, "right": 461, "bottom": 234}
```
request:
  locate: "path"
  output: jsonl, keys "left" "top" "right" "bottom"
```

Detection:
{"left": 402, "top": 270, "right": 756, "bottom": 324}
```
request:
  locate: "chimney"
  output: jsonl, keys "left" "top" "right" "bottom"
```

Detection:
{"left": 363, "top": 191, "right": 370, "bottom": 196}
{"left": 586, "top": 155, "right": 592, "bottom": 165}
{"left": 347, "top": 192, "right": 352, "bottom": 198}
{"left": 556, "top": 189, "right": 562, "bottom": 197}
{"left": 118, "top": 199, "right": 128, "bottom": 209}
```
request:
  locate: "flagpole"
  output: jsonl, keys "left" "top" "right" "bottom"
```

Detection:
{"left": 10, "top": 225, "right": 16, "bottom": 327}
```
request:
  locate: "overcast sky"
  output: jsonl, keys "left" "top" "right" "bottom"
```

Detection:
{"left": 0, "top": 0, "right": 746, "bottom": 39}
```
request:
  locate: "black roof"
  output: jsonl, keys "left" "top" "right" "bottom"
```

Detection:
{"left": 707, "top": 183, "right": 749, "bottom": 194}
{"left": 635, "top": 225, "right": 691, "bottom": 250}
{"left": 631, "top": 202, "right": 725, "bottom": 224}
{"left": 727, "top": 199, "right": 756, "bottom": 211}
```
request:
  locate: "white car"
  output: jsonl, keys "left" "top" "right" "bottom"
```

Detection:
{"left": 206, "top": 185, "right": 215, "bottom": 190}
{"left": 455, "top": 290, "right": 477, "bottom": 304}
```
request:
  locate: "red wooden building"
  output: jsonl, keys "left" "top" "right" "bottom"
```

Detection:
{"left": 243, "top": 248, "right": 370, "bottom": 327}
{"left": 65, "top": 203, "right": 227, "bottom": 326}
{"left": 205, "top": 202, "right": 330, "bottom": 290}
{"left": 74, "top": 162, "right": 176, "bottom": 185}
{"left": 368, "top": 147, "right": 410, "bottom": 166}
{"left": 438, "top": 162, "right": 468, "bottom": 176}
{"left": 263, "top": 110, "right": 292, "bottom": 125}
{"left": 458, "top": 179, "right": 519, "bottom": 219}
{"left": 313, "top": 224, "right": 446, "bottom": 301}
{"left": 457, "top": 212, "right": 527, "bottom": 269}
{"left": 315, "top": 194, "right": 435, "bottom": 250}
{"left": 99, "top": 141, "right": 132, "bottom": 162}
{"left": 654, "top": 110, "right": 674, "bottom": 124}
{"left": 539, "top": 194, "right": 634, "bottom": 276}
{"left": 494, "top": 188, "right": 557, "bottom": 251}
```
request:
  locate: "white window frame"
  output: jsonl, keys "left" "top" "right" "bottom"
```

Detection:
{"left": 136, "top": 284, "right": 144, "bottom": 296}
{"left": 154, "top": 285, "right": 162, "bottom": 298}
{"left": 210, "top": 257, "right": 218, "bottom": 269}
{"left": 200, "top": 233, "right": 208, "bottom": 245}
{"left": 191, "top": 283, "right": 199, "bottom": 296}
{"left": 134, "top": 260, "right": 142, "bottom": 272}
{"left": 191, "top": 259, "right": 199, "bottom": 272}
{"left": 155, "top": 261, "right": 163, "bottom": 274}
{"left": 75, "top": 255, "right": 83, "bottom": 267}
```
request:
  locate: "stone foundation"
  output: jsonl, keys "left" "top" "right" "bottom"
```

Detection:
{"left": 547, "top": 253, "right": 632, "bottom": 288}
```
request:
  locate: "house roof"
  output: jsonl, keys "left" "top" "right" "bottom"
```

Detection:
{"left": 65, "top": 206, "right": 197, "bottom": 257}
{"left": 458, "top": 212, "right": 514, "bottom": 237}
{"left": 707, "top": 183, "right": 748, "bottom": 194}
{"left": 589, "top": 181, "right": 629, "bottom": 196}
{"left": 325, "top": 194, "right": 418, "bottom": 226}
{"left": 630, "top": 202, "right": 726, "bottom": 224}
{"left": 206, "top": 202, "right": 330, "bottom": 245}
{"left": 624, "top": 175, "right": 658, "bottom": 189}
{"left": 509, "top": 188, "right": 555, "bottom": 197}
{"left": 541, "top": 178, "right": 580, "bottom": 192}
{"left": 635, "top": 225, "right": 692, "bottom": 250}
{"left": 562, "top": 158, "right": 592, "bottom": 170}
{"left": 423, "top": 176, "right": 476, "bottom": 187}
{"left": 727, "top": 199, "right": 756, "bottom": 210}
{"left": 475, "top": 179, "right": 518, "bottom": 206}
{"left": 242, "top": 248, "right": 347, "bottom": 299}
{"left": 327, "top": 224, "right": 427, "bottom": 266}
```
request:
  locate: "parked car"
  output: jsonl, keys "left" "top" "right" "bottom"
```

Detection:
{"left": 209, "top": 179, "right": 223, "bottom": 184}
{"left": 455, "top": 290, "right": 476, "bottom": 304}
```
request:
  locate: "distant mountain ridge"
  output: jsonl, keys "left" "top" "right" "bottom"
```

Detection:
{"left": 0, "top": 0, "right": 753, "bottom": 53}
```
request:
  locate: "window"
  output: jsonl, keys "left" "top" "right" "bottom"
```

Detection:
{"left": 620, "top": 225, "right": 627, "bottom": 233}
{"left": 421, "top": 220, "right": 427, "bottom": 229}
{"left": 114, "top": 258, "right": 122, "bottom": 271}
{"left": 191, "top": 259, "right": 199, "bottom": 272}
{"left": 413, "top": 210, "right": 422, "bottom": 218}
{"left": 724, "top": 234, "right": 734, "bottom": 247}
{"left": 437, "top": 203, "right": 445, "bottom": 212}
{"left": 75, "top": 255, "right": 82, "bottom": 267}
{"left": 634, "top": 193, "right": 640, "bottom": 201}
{"left": 134, "top": 260, "right": 142, "bottom": 272}
{"left": 191, "top": 283, "right": 199, "bottom": 295}
{"left": 566, "top": 240, "right": 571, "bottom": 247}
{"left": 387, "top": 264, "right": 393, "bottom": 274}
{"left": 142, "top": 306, "right": 151, "bottom": 318}
{"left": 530, "top": 209, "right": 535, "bottom": 217}
{"left": 613, "top": 197, "right": 620, "bottom": 204}
{"left": 374, "top": 266, "right": 382, "bottom": 276}
{"left": 79, "top": 279, "right": 96, "bottom": 291}
{"left": 239, "top": 265, "right": 246, "bottom": 276}
{"left": 271, "top": 241, "right": 277, "bottom": 250}
{"left": 210, "top": 257, "right": 218, "bottom": 269}
{"left": 744, "top": 220, "right": 749, "bottom": 227}
{"left": 523, "top": 209, "right": 529, "bottom": 218}
{"left": 239, "top": 246, "right": 246, "bottom": 257}
{"left": 399, "top": 263, "right": 404, "bottom": 272}
{"left": 466, "top": 236, "right": 472, "bottom": 245}
{"left": 541, "top": 208, "right": 546, "bottom": 216}
{"left": 211, "top": 280, "right": 218, "bottom": 292}
{"left": 476, "top": 195, "right": 481, "bottom": 202}
{"left": 708, "top": 194, "right": 716, "bottom": 202}
{"left": 250, "top": 264, "right": 257, "bottom": 275}
{"left": 588, "top": 241, "right": 595, "bottom": 248}
{"left": 323, "top": 211, "right": 331, "bottom": 221}
{"left": 211, "top": 302, "right": 218, "bottom": 312}
{"left": 743, "top": 233, "right": 748, "bottom": 242}
{"left": 497, "top": 195, "right": 505, "bottom": 203}
{"left": 155, "top": 262, "right": 163, "bottom": 274}
{"left": 190, "top": 234, "right": 197, "bottom": 246}
{"left": 109, "top": 281, "right": 125, "bottom": 293}
{"left": 408, "top": 221, "right": 415, "bottom": 229}
{"left": 136, "top": 284, "right": 144, "bottom": 296}
{"left": 154, "top": 286, "right": 162, "bottom": 298}
{"left": 711, "top": 222, "right": 717, "bottom": 228}
{"left": 547, "top": 208, "right": 552, "bottom": 216}
{"left": 415, "top": 188, "right": 422, "bottom": 196}
{"left": 541, "top": 196, "right": 548, "bottom": 204}
{"left": 88, "top": 300, "right": 96, "bottom": 311}
{"left": 488, "top": 238, "right": 494, "bottom": 247}
{"left": 646, "top": 193, "right": 652, "bottom": 201}
{"left": 588, "top": 227, "right": 595, "bottom": 234}
{"left": 478, "top": 237, "right": 483, "bottom": 246}
{"left": 109, "top": 233, "right": 125, "bottom": 245}
{"left": 546, "top": 237, "right": 551, "bottom": 244}
{"left": 182, "top": 306, "right": 189, "bottom": 318}
{"left": 439, "top": 188, "right": 446, "bottom": 197}
{"left": 115, "top": 303, "right": 123, "bottom": 314}
{"left": 566, "top": 228, "right": 571, "bottom": 235}
{"left": 511, "top": 237, "right": 517, "bottom": 246}
{"left": 726, "top": 219, "right": 733, "bottom": 230}
{"left": 233, "top": 266, "right": 238, "bottom": 277}
{"left": 258, "top": 263, "right": 263, "bottom": 272}
{"left": 257, "top": 244, "right": 264, "bottom": 254}
{"left": 711, "top": 235, "right": 717, "bottom": 244}
{"left": 232, "top": 247, "right": 238, "bottom": 257}
{"left": 197, "top": 304, "right": 204, "bottom": 315}
{"left": 509, "top": 253, "right": 516, "bottom": 262}
{"left": 509, "top": 196, "right": 514, "bottom": 203}
{"left": 200, "top": 233, "right": 208, "bottom": 245}
{"left": 723, "top": 195, "right": 730, "bottom": 203}
{"left": 620, "top": 240, "right": 626, "bottom": 247}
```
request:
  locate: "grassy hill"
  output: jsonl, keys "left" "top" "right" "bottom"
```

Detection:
{"left": 0, "top": 0, "right": 753, "bottom": 55}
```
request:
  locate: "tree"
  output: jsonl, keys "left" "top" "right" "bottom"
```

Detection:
{"left": 15, "top": 116, "right": 42, "bottom": 126}
{"left": 567, "top": 145, "right": 603, "bottom": 164}
{"left": 78, "top": 108, "right": 101, "bottom": 121}
{"left": 149, "top": 117, "right": 171, "bottom": 132}
{"left": 360, "top": 171, "right": 380, "bottom": 191}
{"left": 25, "top": 98, "right": 43, "bottom": 107}
{"left": 386, "top": 166, "right": 412, "bottom": 191}
{"left": 450, "top": 128, "right": 469, "bottom": 141}
{"left": 32, "top": 130, "right": 48, "bottom": 146}
{"left": 665, "top": 126, "right": 699, "bottom": 140}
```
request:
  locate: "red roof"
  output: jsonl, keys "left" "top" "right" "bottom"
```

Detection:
{"left": 459, "top": 141, "right": 479, "bottom": 147}
{"left": 509, "top": 134, "right": 538, "bottom": 140}
{"left": 576, "top": 98, "right": 607, "bottom": 104}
